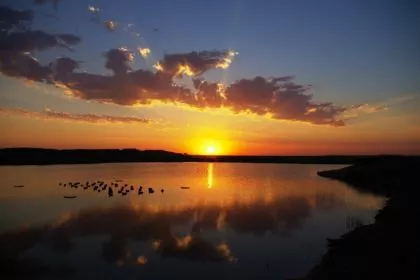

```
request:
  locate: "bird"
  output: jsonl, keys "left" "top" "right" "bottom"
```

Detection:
{"left": 148, "top": 187, "right": 155, "bottom": 194}
{"left": 161, "top": 189, "right": 164, "bottom": 194}
{"left": 130, "top": 185, "right": 134, "bottom": 191}
{"left": 138, "top": 186, "right": 143, "bottom": 195}
{"left": 108, "top": 187, "right": 113, "bottom": 197}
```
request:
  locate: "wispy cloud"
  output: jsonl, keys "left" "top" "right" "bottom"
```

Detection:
{"left": 0, "top": 107, "right": 154, "bottom": 124}
{"left": 342, "top": 94, "right": 419, "bottom": 119}
{"left": 380, "top": 94, "right": 419, "bottom": 107}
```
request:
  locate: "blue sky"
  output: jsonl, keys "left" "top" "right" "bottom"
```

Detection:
{"left": 6, "top": 0, "right": 420, "bottom": 104}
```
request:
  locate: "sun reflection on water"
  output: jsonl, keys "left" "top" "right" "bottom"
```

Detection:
{"left": 207, "top": 163, "right": 214, "bottom": 189}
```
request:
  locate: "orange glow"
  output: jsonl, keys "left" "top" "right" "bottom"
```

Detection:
{"left": 153, "top": 62, "right": 163, "bottom": 71}
{"left": 136, "top": 256, "right": 148, "bottom": 265}
{"left": 176, "top": 64, "right": 195, "bottom": 76}
{"left": 216, "top": 50, "right": 239, "bottom": 69}
{"left": 207, "top": 163, "right": 214, "bottom": 188}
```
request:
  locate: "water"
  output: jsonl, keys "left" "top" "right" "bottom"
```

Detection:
{"left": 0, "top": 163, "right": 384, "bottom": 279}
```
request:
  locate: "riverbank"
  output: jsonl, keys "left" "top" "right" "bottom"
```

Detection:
{"left": 0, "top": 148, "right": 417, "bottom": 165}
{"left": 297, "top": 157, "right": 419, "bottom": 280}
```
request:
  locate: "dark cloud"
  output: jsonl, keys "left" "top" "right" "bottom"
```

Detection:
{"left": 0, "top": 107, "right": 154, "bottom": 124}
{"left": 0, "top": 6, "right": 81, "bottom": 85}
{"left": 225, "top": 77, "right": 346, "bottom": 126}
{"left": 0, "top": 31, "right": 80, "bottom": 53}
{"left": 33, "top": 0, "right": 61, "bottom": 10}
{"left": 58, "top": 69, "right": 195, "bottom": 106}
{"left": 194, "top": 78, "right": 224, "bottom": 108}
{"left": 154, "top": 50, "right": 235, "bottom": 78}
{"left": 52, "top": 57, "right": 79, "bottom": 79}
{"left": 0, "top": 6, "right": 33, "bottom": 31}
{"left": 104, "top": 48, "right": 133, "bottom": 75}
{"left": 55, "top": 68, "right": 346, "bottom": 126}
{"left": 0, "top": 51, "right": 51, "bottom": 82}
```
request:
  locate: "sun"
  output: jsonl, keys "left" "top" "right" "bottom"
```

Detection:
{"left": 206, "top": 145, "right": 216, "bottom": 155}
{"left": 191, "top": 137, "right": 227, "bottom": 155}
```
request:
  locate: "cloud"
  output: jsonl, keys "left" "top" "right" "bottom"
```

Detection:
{"left": 0, "top": 51, "right": 52, "bottom": 82}
{"left": 350, "top": 103, "right": 388, "bottom": 113}
{"left": 0, "top": 30, "right": 80, "bottom": 53}
{"left": 0, "top": 6, "right": 33, "bottom": 30}
{"left": 137, "top": 47, "right": 151, "bottom": 59}
{"left": 0, "top": 107, "right": 154, "bottom": 124}
{"left": 154, "top": 50, "right": 238, "bottom": 78}
{"left": 54, "top": 67, "right": 346, "bottom": 125}
{"left": 0, "top": 5, "right": 382, "bottom": 127}
{"left": 14, "top": 58, "right": 344, "bottom": 125}
{"left": 88, "top": 5, "right": 100, "bottom": 13}
{"left": 104, "top": 20, "right": 117, "bottom": 31}
{"left": 0, "top": 7, "right": 81, "bottom": 84}
{"left": 104, "top": 47, "right": 134, "bottom": 75}
{"left": 52, "top": 56, "right": 80, "bottom": 79}
{"left": 33, "top": 0, "right": 61, "bottom": 10}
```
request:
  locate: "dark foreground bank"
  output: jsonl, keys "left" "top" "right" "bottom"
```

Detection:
{"left": 296, "top": 157, "right": 419, "bottom": 280}
{"left": 0, "top": 148, "right": 417, "bottom": 165}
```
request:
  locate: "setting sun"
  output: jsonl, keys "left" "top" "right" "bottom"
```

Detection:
{"left": 201, "top": 141, "right": 222, "bottom": 155}
{"left": 206, "top": 146, "right": 216, "bottom": 154}
{"left": 189, "top": 137, "right": 228, "bottom": 155}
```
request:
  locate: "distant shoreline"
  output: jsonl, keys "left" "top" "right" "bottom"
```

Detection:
{"left": 0, "top": 148, "right": 417, "bottom": 166}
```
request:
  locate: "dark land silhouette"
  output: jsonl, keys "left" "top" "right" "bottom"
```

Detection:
{"left": 296, "top": 156, "right": 419, "bottom": 280}
{"left": 1, "top": 148, "right": 418, "bottom": 165}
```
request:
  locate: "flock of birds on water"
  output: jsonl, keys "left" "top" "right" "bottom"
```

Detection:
{"left": 14, "top": 179, "right": 190, "bottom": 199}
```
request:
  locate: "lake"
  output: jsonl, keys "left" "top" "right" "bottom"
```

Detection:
{"left": 0, "top": 163, "right": 384, "bottom": 279}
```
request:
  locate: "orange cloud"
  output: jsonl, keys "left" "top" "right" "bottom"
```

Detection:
{"left": 0, "top": 107, "right": 154, "bottom": 124}
{"left": 137, "top": 47, "right": 151, "bottom": 58}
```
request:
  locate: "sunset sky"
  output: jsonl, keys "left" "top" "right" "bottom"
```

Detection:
{"left": 0, "top": 0, "right": 419, "bottom": 155}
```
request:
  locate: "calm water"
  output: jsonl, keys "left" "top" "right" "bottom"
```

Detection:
{"left": 0, "top": 163, "right": 384, "bottom": 279}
